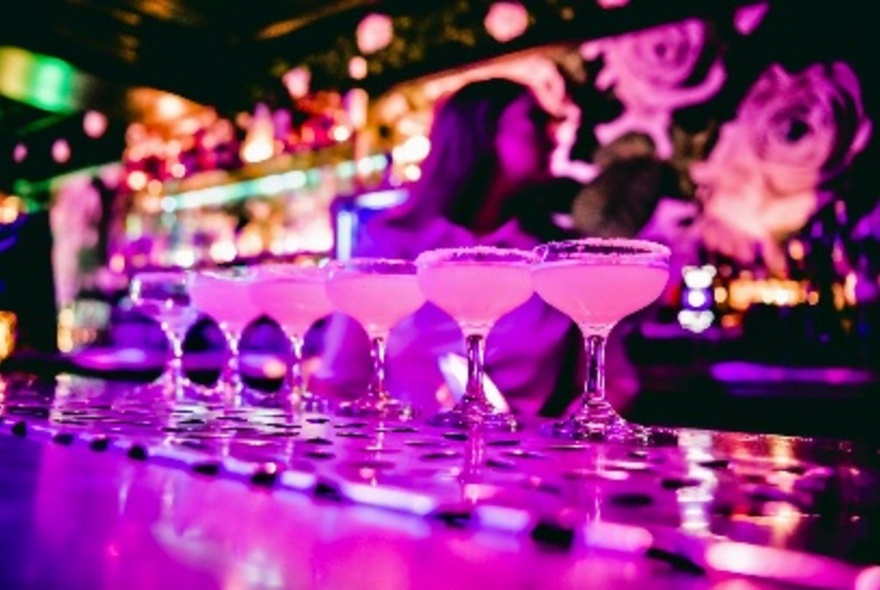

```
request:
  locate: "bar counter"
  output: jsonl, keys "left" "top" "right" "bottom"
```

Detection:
{"left": 1, "top": 374, "right": 879, "bottom": 590}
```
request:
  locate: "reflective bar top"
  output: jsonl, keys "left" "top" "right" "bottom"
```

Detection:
{"left": 1, "top": 375, "right": 878, "bottom": 590}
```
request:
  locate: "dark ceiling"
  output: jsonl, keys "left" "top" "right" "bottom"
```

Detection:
{"left": 0, "top": 0, "right": 768, "bottom": 187}
{"left": 0, "top": 0, "right": 378, "bottom": 116}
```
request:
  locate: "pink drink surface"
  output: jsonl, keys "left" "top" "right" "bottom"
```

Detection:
{"left": 250, "top": 276, "right": 333, "bottom": 336}
{"left": 532, "top": 261, "right": 668, "bottom": 327}
{"left": 418, "top": 263, "right": 533, "bottom": 334}
{"left": 190, "top": 274, "right": 261, "bottom": 332}
{"left": 326, "top": 274, "right": 424, "bottom": 337}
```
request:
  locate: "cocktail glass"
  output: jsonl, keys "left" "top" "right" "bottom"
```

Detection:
{"left": 129, "top": 270, "right": 199, "bottom": 399}
{"left": 189, "top": 267, "right": 262, "bottom": 401}
{"left": 325, "top": 258, "right": 425, "bottom": 419}
{"left": 250, "top": 264, "right": 333, "bottom": 412}
{"left": 532, "top": 238, "right": 670, "bottom": 443}
{"left": 415, "top": 246, "right": 536, "bottom": 430}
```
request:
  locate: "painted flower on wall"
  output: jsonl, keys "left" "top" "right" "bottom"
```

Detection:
{"left": 733, "top": 2, "right": 769, "bottom": 35}
{"left": 582, "top": 19, "right": 726, "bottom": 158}
{"left": 691, "top": 61, "right": 872, "bottom": 269}
{"left": 356, "top": 13, "right": 393, "bottom": 55}
{"left": 484, "top": 2, "right": 529, "bottom": 43}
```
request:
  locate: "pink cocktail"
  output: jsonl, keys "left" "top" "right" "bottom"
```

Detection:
{"left": 415, "top": 246, "right": 536, "bottom": 430}
{"left": 532, "top": 238, "right": 670, "bottom": 442}
{"left": 326, "top": 258, "right": 425, "bottom": 419}
{"left": 190, "top": 268, "right": 262, "bottom": 398}
{"left": 129, "top": 270, "right": 198, "bottom": 400}
{"left": 532, "top": 263, "right": 669, "bottom": 328}
{"left": 417, "top": 263, "right": 534, "bottom": 336}
{"left": 250, "top": 265, "right": 333, "bottom": 409}
{"left": 326, "top": 274, "right": 424, "bottom": 339}
{"left": 190, "top": 271, "right": 261, "bottom": 334}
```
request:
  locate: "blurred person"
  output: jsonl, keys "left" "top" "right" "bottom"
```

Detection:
{"left": 569, "top": 133, "right": 693, "bottom": 413}
{"left": 312, "top": 78, "right": 583, "bottom": 418}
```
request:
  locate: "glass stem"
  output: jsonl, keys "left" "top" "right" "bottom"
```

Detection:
{"left": 287, "top": 333, "right": 305, "bottom": 399}
{"left": 577, "top": 332, "right": 613, "bottom": 422}
{"left": 222, "top": 327, "right": 244, "bottom": 396}
{"left": 584, "top": 334, "right": 606, "bottom": 406}
{"left": 368, "top": 335, "right": 388, "bottom": 401}
{"left": 164, "top": 325, "right": 186, "bottom": 395}
{"left": 463, "top": 333, "right": 487, "bottom": 406}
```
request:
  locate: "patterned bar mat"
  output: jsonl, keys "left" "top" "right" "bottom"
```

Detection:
{"left": 1, "top": 375, "right": 879, "bottom": 588}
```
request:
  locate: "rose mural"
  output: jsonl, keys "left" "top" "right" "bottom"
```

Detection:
{"left": 691, "top": 62, "right": 872, "bottom": 271}
{"left": 581, "top": 19, "right": 726, "bottom": 158}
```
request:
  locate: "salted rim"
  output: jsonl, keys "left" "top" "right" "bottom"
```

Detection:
{"left": 534, "top": 237, "right": 671, "bottom": 260}
{"left": 130, "top": 269, "right": 189, "bottom": 282}
{"left": 255, "top": 263, "right": 329, "bottom": 280}
{"left": 415, "top": 245, "right": 538, "bottom": 266}
{"left": 192, "top": 267, "right": 258, "bottom": 282}
{"left": 327, "top": 257, "right": 418, "bottom": 274}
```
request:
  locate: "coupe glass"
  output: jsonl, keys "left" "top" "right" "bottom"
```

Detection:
{"left": 415, "top": 246, "right": 536, "bottom": 430}
{"left": 325, "top": 258, "right": 425, "bottom": 419}
{"left": 532, "top": 238, "right": 670, "bottom": 443}
{"left": 250, "top": 264, "right": 333, "bottom": 411}
{"left": 189, "top": 267, "right": 262, "bottom": 401}
{"left": 129, "top": 271, "right": 199, "bottom": 399}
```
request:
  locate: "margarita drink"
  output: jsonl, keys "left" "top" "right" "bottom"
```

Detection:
{"left": 415, "top": 246, "right": 536, "bottom": 429}
{"left": 532, "top": 238, "right": 670, "bottom": 442}
{"left": 129, "top": 271, "right": 197, "bottom": 399}
{"left": 326, "top": 274, "right": 424, "bottom": 337}
{"left": 190, "top": 272, "right": 261, "bottom": 334}
{"left": 250, "top": 266, "right": 333, "bottom": 406}
{"left": 326, "top": 259, "right": 425, "bottom": 418}
{"left": 417, "top": 263, "right": 533, "bottom": 335}
{"left": 251, "top": 268, "right": 332, "bottom": 338}
{"left": 531, "top": 261, "right": 668, "bottom": 329}
{"left": 190, "top": 269, "right": 262, "bottom": 397}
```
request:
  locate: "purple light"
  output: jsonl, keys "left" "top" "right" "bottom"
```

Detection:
{"left": 12, "top": 143, "right": 27, "bottom": 163}
{"left": 856, "top": 567, "right": 880, "bottom": 590}
{"left": 83, "top": 111, "right": 108, "bottom": 138}
{"left": 582, "top": 522, "right": 653, "bottom": 553}
{"left": 283, "top": 67, "right": 310, "bottom": 99}
{"left": 706, "top": 542, "right": 862, "bottom": 589}
{"left": 52, "top": 139, "right": 71, "bottom": 164}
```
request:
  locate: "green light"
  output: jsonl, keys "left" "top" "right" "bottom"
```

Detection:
{"left": 30, "top": 55, "right": 76, "bottom": 112}
{"left": 0, "top": 46, "right": 94, "bottom": 113}
{"left": 13, "top": 161, "right": 116, "bottom": 203}
{"left": 168, "top": 157, "right": 389, "bottom": 211}
{"left": 337, "top": 161, "right": 356, "bottom": 179}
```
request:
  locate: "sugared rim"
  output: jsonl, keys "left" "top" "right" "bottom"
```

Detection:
{"left": 415, "top": 245, "right": 538, "bottom": 266}
{"left": 255, "top": 263, "right": 328, "bottom": 279}
{"left": 534, "top": 237, "right": 671, "bottom": 258}
{"left": 130, "top": 269, "right": 189, "bottom": 281}
{"left": 326, "top": 256, "right": 418, "bottom": 273}
{"left": 193, "top": 266, "right": 258, "bottom": 281}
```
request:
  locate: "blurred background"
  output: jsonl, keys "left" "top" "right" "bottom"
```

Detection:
{"left": 1, "top": 0, "right": 878, "bottom": 440}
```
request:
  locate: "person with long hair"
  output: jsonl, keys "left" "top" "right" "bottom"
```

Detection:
{"left": 312, "top": 78, "right": 582, "bottom": 417}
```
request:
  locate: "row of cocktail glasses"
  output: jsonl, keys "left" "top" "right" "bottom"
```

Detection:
{"left": 129, "top": 237, "right": 670, "bottom": 443}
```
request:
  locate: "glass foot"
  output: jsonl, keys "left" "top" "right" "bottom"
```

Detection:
{"left": 294, "top": 393, "right": 332, "bottom": 414}
{"left": 428, "top": 399, "right": 519, "bottom": 431}
{"left": 215, "top": 381, "right": 266, "bottom": 408}
{"left": 133, "top": 376, "right": 197, "bottom": 403}
{"left": 281, "top": 389, "right": 332, "bottom": 414}
{"left": 545, "top": 410, "right": 649, "bottom": 444}
{"left": 337, "top": 395, "right": 416, "bottom": 421}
